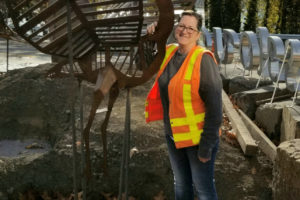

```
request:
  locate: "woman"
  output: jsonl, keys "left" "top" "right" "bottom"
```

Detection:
{"left": 145, "top": 10, "right": 222, "bottom": 200}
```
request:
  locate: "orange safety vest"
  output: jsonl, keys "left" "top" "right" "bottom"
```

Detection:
{"left": 145, "top": 44, "right": 215, "bottom": 149}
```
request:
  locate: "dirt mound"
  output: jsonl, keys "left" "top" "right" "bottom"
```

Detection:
{"left": 0, "top": 64, "right": 273, "bottom": 199}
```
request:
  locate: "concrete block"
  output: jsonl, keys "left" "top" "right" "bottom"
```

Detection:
{"left": 255, "top": 100, "right": 292, "bottom": 142}
{"left": 231, "top": 84, "right": 290, "bottom": 119}
{"left": 281, "top": 105, "right": 300, "bottom": 142}
{"left": 273, "top": 139, "right": 300, "bottom": 200}
{"left": 228, "top": 76, "right": 272, "bottom": 95}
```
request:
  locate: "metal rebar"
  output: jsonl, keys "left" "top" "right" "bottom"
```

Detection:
{"left": 67, "top": 1, "right": 78, "bottom": 199}
{"left": 270, "top": 47, "right": 289, "bottom": 104}
{"left": 6, "top": 38, "right": 9, "bottom": 72}
{"left": 79, "top": 82, "right": 87, "bottom": 200}
{"left": 118, "top": 88, "right": 131, "bottom": 200}
{"left": 256, "top": 57, "right": 269, "bottom": 89}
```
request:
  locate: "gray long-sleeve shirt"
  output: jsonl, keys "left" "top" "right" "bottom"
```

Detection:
{"left": 158, "top": 49, "right": 223, "bottom": 159}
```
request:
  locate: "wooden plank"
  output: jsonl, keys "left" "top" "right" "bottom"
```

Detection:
{"left": 238, "top": 109, "right": 277, "bottom": 162}
{"left": 222, "top": 90, "right": 258, "bottom": 156}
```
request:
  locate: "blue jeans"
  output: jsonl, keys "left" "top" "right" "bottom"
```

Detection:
{"left": 165, "top": 134, "right": 219, "bottom": 200}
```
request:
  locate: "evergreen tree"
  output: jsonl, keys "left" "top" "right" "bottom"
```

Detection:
{"left": 266, "top": 0, "right": 280, "bottom": 33}
{"left": 287, "top": 0, "right": 300, "bottom": 34}
{"left": 204, "top": 0, "right": 209, "bottom": 28}
{"left": 222, "top": 0, "right": 242, "bottom": 32}
{"left": 208, "top": 0, "right": 223, "bottom": 30}
{"left": 263, "top": 0, "right": 270, "bottom": 27}
{"left": 243, "top": 0, "right": 258, "bottom": 31}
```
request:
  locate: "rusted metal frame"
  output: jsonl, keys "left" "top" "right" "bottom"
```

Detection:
{"left": 131, "top": 51, "right": 140, "bottom": 77}
{"left": 35, "top": 15, "right": 78, "bottom": 45}
{"left": 13, "top": 0, "right": 31, "bottom": 10}
{"left": 55, "top": 36, "right": 93, "bottom": 58}
{"left": 114, "top": 50, "right": 123, "bottom": 66}
{"left": 118, "top": 87, "right": 131, "bottom": 200}
{"left": 143, "top": 16, "right": 159, "bottom": 23}
{"left": 83, "top": 6, "right": 140, "bottom": 16}
{"left": 27, "top": 8, "right": 67, "bottom": 40}
{"left": 96, "top": 30, "right": 138, "bottom": 35}
{"left": 4, "top": 0, "right": 47, "bottom": 53}
{"left": 66, "top": 0, "right": 78, "bottom": 199}
{"left": 119, "top": 50, "right": 130, "bottom": 71}
{"left": 6, "top": 38, "right": 9, "bottom": 71}
{"left": 135, "top": 0, "right": 143, "bottom": 45}
{"left": 125, "top": 46, "right": 135, "bottom": 75}
{"left": 96, "top": 23, "right": 140, "bottom": 28}
{"left": 17, "top": 0, "right": 48, "bottom": 21}
{"left": 54, "top": 29, "right": 87, "bottom": 54}
{"left": 78, "top": 0, "right": 140, "bottom": 8}
{"left": 20, "top": 0, "right": 65, "bottom": 34}
{"left": 88, "top": 16, "right": 141, "bottom": 27}
{"left": 143, "top": 0, "right": 194, "bottom": 8}
{"left": 61, "top": 34, "right": 93, "bottom": 57}
{"left": 73, "top": 40, "right": 95, "bottom": 58}
{"left": 101, "top": 41, "right": 137, "bottom": 46}
{"left": 77, "top": 43, "right": 98, "bottom": 58}
{"left": 43, "top": 23, "right": 83, "bottom": 52}
{"left": 96, "top": 27, "right": 138, "bottom": 32}
{"left": 99, "top": 36, "right": 137, "bottom": 40}
{"left": 69, "top": 0, "right": 100, "bottom": 49}
{"left": 99, "top": 51, "right": 103, "bottom": 68}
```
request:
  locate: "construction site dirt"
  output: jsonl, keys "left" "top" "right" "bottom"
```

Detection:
{"left": 0, "top": 64, "right": 273, "bottom": 200}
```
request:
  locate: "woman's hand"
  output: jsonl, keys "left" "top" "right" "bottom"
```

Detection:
{"left": 146, "top": 21, "right": 158, "bottom": 35}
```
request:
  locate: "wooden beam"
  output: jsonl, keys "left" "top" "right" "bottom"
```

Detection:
{"left": 222, "top": 90, "right": 258, "bottom": 156}
{"left": 238, "top": 109, "right": 277, "bottom": 162}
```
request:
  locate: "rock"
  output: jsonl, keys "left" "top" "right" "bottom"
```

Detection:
{"left": 273, "top": 139, "right": 300, "bottom": 200}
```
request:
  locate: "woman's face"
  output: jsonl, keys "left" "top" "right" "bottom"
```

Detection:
{"left": 175, "top": 15, "right": 200, "bottom": 48}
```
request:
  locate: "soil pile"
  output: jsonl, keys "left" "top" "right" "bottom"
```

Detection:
{"left": 0, "top": 64, "right": 273, "bottom": 199}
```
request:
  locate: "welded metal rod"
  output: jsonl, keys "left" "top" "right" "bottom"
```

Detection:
{"left": 79, "top": 82, "right": 87, "bottom": 200}
{"left": 256, "top": 57, "right": 269, "bottom": 89}
{"left": 270, "top": 47, "right": 289, "bottom": 104}
{"left": 6, "top": 38, "right": 9, "bottom": 72}
{"left": 118, "top": 88, "right": 131, "bottom": 200}
{"left": 67, "top": 1, "right": 78, "bottom": 199}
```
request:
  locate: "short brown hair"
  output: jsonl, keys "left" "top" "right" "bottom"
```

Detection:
{"left": 178, "top": 10, "right": 203, "bottom": 31}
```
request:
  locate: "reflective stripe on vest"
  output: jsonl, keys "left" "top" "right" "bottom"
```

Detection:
{"left": 168, "top": 46, "right": 207, "bottom": 148}
{"left": 145, "top": 44, "right": 178, "bottom": 122}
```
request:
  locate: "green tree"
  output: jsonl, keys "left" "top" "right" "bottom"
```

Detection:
{"left": 222, "top": 0, "right": 242, "bottom": 32}
{"left": 208, "top": 0, "right": 223, "bottom": 30}
{"left": 266, "top": 0, "right": 280, "bottom": 33}
{"left": 278, "top": 0, "right": 300, "bottom": 34}
{"left": 243, "top": 0, "right": 258, "bottom": 31}
{"left": 206, "top": 0, "right": 242, "bottom": 31}
{"left": 204, "top": 0, "right": 209, "bottom": 27}
{"left": 263, "top": 0, "right": 270, "bottom": 27}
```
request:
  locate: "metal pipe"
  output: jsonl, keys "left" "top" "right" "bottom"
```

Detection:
{"left": 270, "top": 47, "right": 289, "bottom": 104}
{"left": 79, "top": 82, "right": 87, "bottom": 200}
{"left": 118, "top": 88, "right": 131, "bottom": 200}
{"left": 67, "top": 1, "right": 78, "bottom": 199}
{"left": 6, "top": 38, "right": 9, "bottom": 72}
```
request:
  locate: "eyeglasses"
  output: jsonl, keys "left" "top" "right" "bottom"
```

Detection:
{"left": 176, "top": 24, "right": 199, "bottom": 34}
